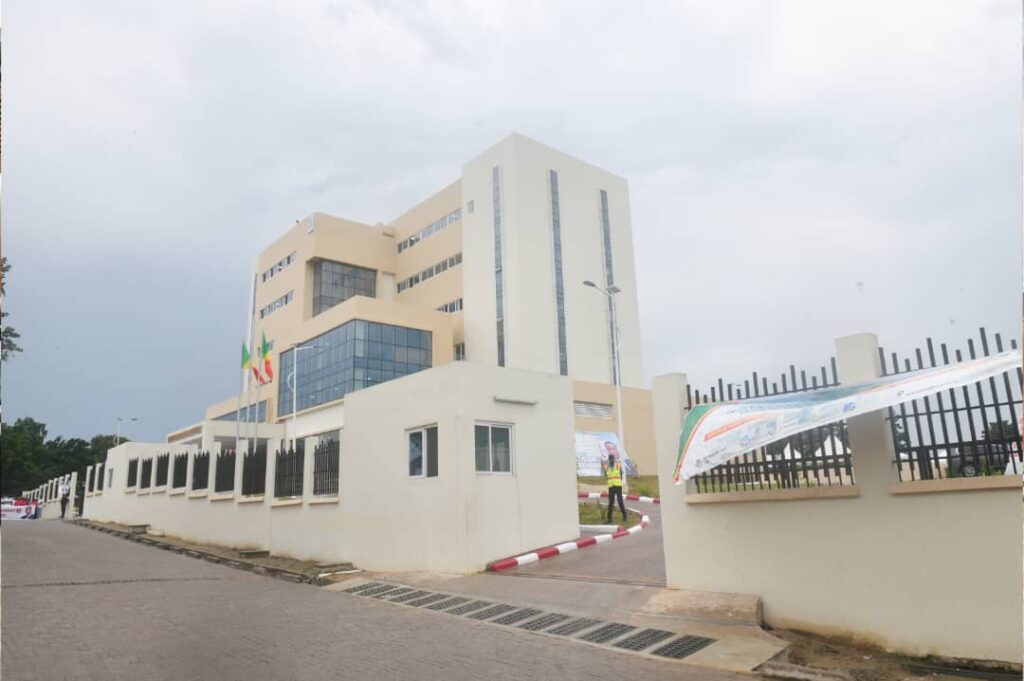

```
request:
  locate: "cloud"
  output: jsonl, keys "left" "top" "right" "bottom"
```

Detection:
{"left": 2, "top": 0, "right": 1019, "bottom": 440}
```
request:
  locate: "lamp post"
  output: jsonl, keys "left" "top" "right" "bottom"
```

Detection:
{"left": 583, "top": 280, "right": 627, "bottom": 476}
{"left": 115, "top": 417, "right": 139, "bottom": 446}
{"left": 288, "top": 344, "right": 318, "bottom": 451}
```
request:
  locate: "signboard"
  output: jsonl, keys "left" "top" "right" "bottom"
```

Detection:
{"left": 1, "top": 500, "right": 39, "bottom": 520}
{"left": 674, "top": 350, "right": 1021, "bottom": 483}
{"left": 575, "top": 431, "right": 637, "bottom": 477}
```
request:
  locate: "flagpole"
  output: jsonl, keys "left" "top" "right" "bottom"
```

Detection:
{"left": 246, "top": 271, "right": 259, "bottom": 455}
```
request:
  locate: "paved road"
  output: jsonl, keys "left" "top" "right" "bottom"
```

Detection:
{"left": 507, "top": 500, "right": 666, "bottom": 585}
{"left": 1, "top": 520, "right": 742, "bottom": 681}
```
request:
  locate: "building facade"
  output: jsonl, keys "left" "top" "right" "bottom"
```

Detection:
{"left": 182, "top": 133, "right": 655, "bottom": 473}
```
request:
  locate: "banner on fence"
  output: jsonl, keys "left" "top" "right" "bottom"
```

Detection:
{"left": 576, "top": 431, "right": 638, "bottom": 478}
{"left": 674, "top": 350, "right": 1022, "bottom": 484}
{"left": 1, "top": 499, "right": 40, "bottom": 520}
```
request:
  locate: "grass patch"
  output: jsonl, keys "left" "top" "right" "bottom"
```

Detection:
{"left": 578, "top": 502, "right": 641, "bottom": 529}
{"left": 577, "top": 475, "right": 661, "bottom": 499}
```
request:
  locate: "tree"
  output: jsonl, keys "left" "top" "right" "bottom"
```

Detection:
{"left": 0, "top": 417, "right": 126, "bottom": 496}
{"left": 1, "top": 256, "right": 23, "bottom": 361}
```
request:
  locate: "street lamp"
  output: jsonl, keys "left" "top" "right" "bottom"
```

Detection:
{"left": 115, "top": 417, "right": 139, "bottom": 446}
{"left": 288, "top": 343, "right": 319, "bottom": 451}
{"left": 582, "top": 280, "right": 626, "bottom": 475}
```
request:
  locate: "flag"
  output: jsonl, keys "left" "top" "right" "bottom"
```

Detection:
{"left": 242, "top": 343, "right": 261, "bottom": 383}
{"left": 261, "top": 333, "right": 274, "bottom": 382}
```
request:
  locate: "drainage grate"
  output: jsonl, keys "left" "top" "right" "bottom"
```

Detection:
{"left": 426, "top": 596, "right": 471, "bottom": 611}
{"left": 548, "top": 618, "right": 604, "bottom": 637}
{"left": 358, "top": 584, "right": 402, "bottom": 598}
{"left": 343, "top": 582, "right": 381, "bottom": 594}
{"left": 519, "top": 613, "right": 572, "bottom": 631}
{"left": 389, "top": 590, "right": 432, "bottom": 604}
{"left": 580, "top": 623, "right": 636, "bottom": 644}
{"left": 491, "top": 608, "right": 543, "bottom": 626}
{"left": 466, "top": 604, "right": 517, "bottom": 621}
{"left": 371, "top": 587, "right": 413, "bottom": 599}
{"left": 447, "top": 600, "right": 493, "bottom": 616}
{"left": 651, "top": 635, "right": 717, "bottom": 660}
{"left": 407, "top": 593, "right": 450, "bottom": 608}
{"left": 613, "top": 628, "right": 676, "bottom": 651}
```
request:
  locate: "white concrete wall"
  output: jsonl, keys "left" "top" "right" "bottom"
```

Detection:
{"left": 85, "top": 362, "right": 578, "bottom": 574}
{"left": 654, "top": 333, "right": 1022, "bottom": 663}
{"left": 461, "top": 133, "right": 644, "bottom": 388}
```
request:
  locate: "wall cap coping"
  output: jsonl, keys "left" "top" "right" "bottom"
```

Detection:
{"left": 271, "top": 498, "right": 303, "bottom": 508}
{"left": 167, "top": 488, "right": 186, "bottom": 496}
{"left": 238, "top": 495, "right": 265, "bottom": 504}
{"left": 188, "top": 490, "right": 208, "bottom": 499}
{"left": 210, "top": 492, "right": 236, "bottom": 502}
{"left": 125, "top": 488, "right": 136, "bottom": 494}
{"left": 137, "top": 489, "right": 152, "bottom": 496}
{"left": 685, "top": 484, "right": 861, "bottom": 505}
{"left": 151, "top": 486, "right": 167, "bottom": 494}
{"left": 889, "top": 476, "right": 1022, "bottom": 495}
{"left": 308, "top": 496, "right": 340, "bottom": 505}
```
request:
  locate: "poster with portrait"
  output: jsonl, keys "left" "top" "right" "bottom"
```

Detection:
{"left": 575, "top": 431, "right": 637, "bottom": 477}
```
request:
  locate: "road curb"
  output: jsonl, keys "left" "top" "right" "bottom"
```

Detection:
{"left": 487, "top": 511, "right": 650, "bottom": 571}
{"left": 578, "top": 491, "right": 660, "bottom": 504}
{"left": 70, "top": 520, "right": 330, "bottom": 585}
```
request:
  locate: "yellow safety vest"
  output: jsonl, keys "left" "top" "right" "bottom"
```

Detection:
{"left": 606, "top": 463, "right": 622, "bottom": 487}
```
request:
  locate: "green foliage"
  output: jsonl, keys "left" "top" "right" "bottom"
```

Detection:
{"left": 0, "top": 417, "right": 126, "bottom": 496}
{"left": 2, "top": 257, "right": 23, "bottom": 362}
{"left": 578, "top": 503, "right": 640, "bottom": 528}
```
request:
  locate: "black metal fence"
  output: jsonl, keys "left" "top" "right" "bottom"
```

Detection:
{"left": 215, "top": 451, "right": 236, "bottom": 493}
{"left": 686, "top": 356, "right": 855, "bottom": 493}
{"left": 274, "top": 448, "right": 304, "bottom": 498}
{"left": 127, "top": 458, "right": 139, "bottom": 487}
{"left": 87, "top": 467, "right": 96, "bottom": 492}
{"left": 155, "top": 454, "right": 169, "bottom": 487}
{"left": 172, "top": 453, "right": 188, "bottom": 488}
{"left": 96, "top": 465, "right": 105, "bottom": 491}
{"left": 139, "top": 459, "right": 153, "bottom": 489}
{"left": 881, "top": 328, "right": 1021, "bottom": 481}
{"left": 192, "top": 452, "right": 209, "bottom": 490}
{"left": 313, "top": 440, "right": 340, "bottom": 496}
{"left": 241, "top": 447, "right": 266, "bottom": 496}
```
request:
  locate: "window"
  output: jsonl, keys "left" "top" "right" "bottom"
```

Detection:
{"left": 279, "top": 320, "right": 432, "bottom": 415}
{"left": 475, "top": 423, "right": 512, "bottom": 474}
{"left": 313, "top": 260, "right": 377, "bottom": 315}
{"left": 214, "top": 401, "right": 267, "bottom": 423}
{"left": 262, "top": 251, "right": 297, "bottom": 282}
{"left": 550, "top": 170, "right": 568, "bottom": 376}
{"left": 573, "top": 401, "right": 614, "bottom": 419}
{"left": 260, "top": 291, "right": 294, "bottom": 319}
{"left": 396, "top": 208, "right": 462, "bottom": 253}
{"left": 397, "top": 254, "right": 462, "bottom": 293}
{"left": 408, "top": 426, "right": 439, "bottom": 478}
{"left": 492, "top": 166, "right": 506, "bottom": 366}
{"left": 454, "top": 343, "right": 466, "bottom": 361}
{"left": 599, "top": 189, "right": 618, "bottom": 384}
{"left": 437, "top": 298, "right": 463, "bottom": 313}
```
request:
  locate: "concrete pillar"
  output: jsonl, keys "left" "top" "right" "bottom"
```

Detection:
{"left": 652, "top": 372, "right": 689, "bottom": 588}
{"left": 265, "top": 439, "right": 277, "bottom": 498}
{"left": 834, "top": 333, "right": 896, "bottom": 495}
{"left": 302, "top": 437, "right": 315, "bottom": 498}
{"left": 68, "top": 472, "right": 79, "bottom": 516}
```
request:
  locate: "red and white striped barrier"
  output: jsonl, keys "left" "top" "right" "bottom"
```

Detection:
{"left": 577, "top": 491, "right": 660, "bottom": 504}
{"left": 487, "top": 512, "right": 650, "bottom": 571}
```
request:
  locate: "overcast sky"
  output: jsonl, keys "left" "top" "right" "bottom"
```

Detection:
{"left": 3, "top": 1, "right": 1020, "bottom": 442}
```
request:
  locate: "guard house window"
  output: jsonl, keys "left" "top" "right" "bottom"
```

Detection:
{"left": 408, "top": 426, "right": 438, "bottom": 478}
{"left": 475, "top": 423, "right": 512, "bottom": 474}
{"left": 313, "top": 260, "right": 377, "bottom": 315}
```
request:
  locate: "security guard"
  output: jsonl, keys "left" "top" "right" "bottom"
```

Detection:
{"left": 603, "top": 452, "right": 627, "bottom": 523}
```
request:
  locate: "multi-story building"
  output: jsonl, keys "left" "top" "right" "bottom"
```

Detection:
{"left": 170, "top": 133, "right": 654, "bottom": 473}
